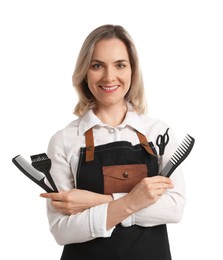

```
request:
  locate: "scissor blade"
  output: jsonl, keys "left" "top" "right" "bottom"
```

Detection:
{"left": 158, "top": 155, "right": 163, "bottom": 175}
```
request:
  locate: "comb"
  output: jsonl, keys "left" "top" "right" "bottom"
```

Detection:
{"left": 161, "top": 134, "right": 195, "bottom": 177}
{"left": 30, "top": 153, "right": 58, "bottom": 192}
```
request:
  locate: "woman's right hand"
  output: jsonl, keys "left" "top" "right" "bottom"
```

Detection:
{"left": 40, "top": 189, "right": 113, "bottom": 215}
{"left": 124, "top": 176, "right": 174, "bottom": 214}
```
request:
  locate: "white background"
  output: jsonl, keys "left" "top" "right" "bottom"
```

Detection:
{"left": 1, "top": 0, "right": 222, "bottom": 259}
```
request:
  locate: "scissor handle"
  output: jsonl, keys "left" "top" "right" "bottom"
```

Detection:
{"left": 156, "top": 135, "right": 164, "bottom": 155}
{"left": 163, "top": 128, "right": 170, "bottom": 145}
{"left": 156, "top": 134, "right": 163, "bottom": 147}
{"left": 156, "top": 128, "right": 170, "bottom": 155}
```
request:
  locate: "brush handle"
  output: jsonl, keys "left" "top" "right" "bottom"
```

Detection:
{"left": 44, "top": 171, "right": 58, "bottom": 192}
{"left": 37, "top": 178, "right": 55, "bottom": 193}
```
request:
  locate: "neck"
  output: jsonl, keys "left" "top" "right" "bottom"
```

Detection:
{"left": 94, "top": 103, "right": 128, "bottom": 127}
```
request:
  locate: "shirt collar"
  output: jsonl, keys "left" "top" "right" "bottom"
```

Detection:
{"left": 78, "top": 110, "right": 101, "bottom": 135}
{"left": 78, "top": 105, "right": 147, "bottom": 136}
{"left": 121, "top": 109, "right": 146, "bottom": 135}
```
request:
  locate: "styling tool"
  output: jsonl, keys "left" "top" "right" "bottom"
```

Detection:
{"left": 156, "top": 128, "right": 170, "bottom": 174}
{"left": 30, "top": 153, "right": 58, "bottom": 192}
{"left": 12, "top": 155, "right": 55, "bottom": 193}
{"left": 161, "top": 134, "right": 195, "bottom": 177}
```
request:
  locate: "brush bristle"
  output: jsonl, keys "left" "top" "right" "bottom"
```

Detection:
{"left": 30, "top": 153, "right": 49, "bottom": 163}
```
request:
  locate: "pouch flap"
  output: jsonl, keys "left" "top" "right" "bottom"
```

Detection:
{"left": 102, "top": 164, "right": 148, "bottom": 194}
{"left": 102, "top": 164, "right": 147, "bottom": 180}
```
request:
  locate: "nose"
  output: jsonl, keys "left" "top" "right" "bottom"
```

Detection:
{"left": 102, "top": 67, "right": 116, "bottom": 82}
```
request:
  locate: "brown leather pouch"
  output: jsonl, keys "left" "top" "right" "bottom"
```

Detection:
{"left": 102, "top": 164, "right": 148, "bottom": 195}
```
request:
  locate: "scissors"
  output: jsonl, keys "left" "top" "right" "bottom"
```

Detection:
{"left": 156, "top": 128, "right": 170, "bottom": 174}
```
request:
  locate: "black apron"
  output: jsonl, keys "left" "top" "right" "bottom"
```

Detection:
{"left": 61, "top": 128, "right": 171, "bottom": 260}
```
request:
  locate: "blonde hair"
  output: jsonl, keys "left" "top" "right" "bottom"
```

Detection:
{"left": 72, "top": 24, "right": 147, "bottom": 116}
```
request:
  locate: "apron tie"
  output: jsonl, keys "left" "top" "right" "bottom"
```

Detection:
{"left": 85, "top": 128, "right": 95, "bottom": 161}
{"left": 136, "top": 131, "right": 156, "bottom": 157}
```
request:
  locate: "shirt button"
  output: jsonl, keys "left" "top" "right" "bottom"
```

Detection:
{"left": 109, "top": 128, "right": 115, "bottom": 134}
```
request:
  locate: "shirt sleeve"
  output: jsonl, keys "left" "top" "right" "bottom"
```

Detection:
{"left": 121, "top": 167, "right": 185, "bottom": 227}
{"left": 46, "top": 130, "right": 115, "bottom": 245}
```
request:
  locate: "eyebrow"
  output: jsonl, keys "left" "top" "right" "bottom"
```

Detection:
{"left": 90, "top": 59, "right": 129, "bottom": 64}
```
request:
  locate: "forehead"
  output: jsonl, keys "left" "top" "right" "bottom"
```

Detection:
{"left": 92, "top": 38, "right": 129, "bottom": 61}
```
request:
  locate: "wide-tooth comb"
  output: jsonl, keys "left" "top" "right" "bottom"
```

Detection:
{"left": 30, "top": 153, "right": 58, "bottom": 192}
{"left": 161, "top": 134, "right": 195, "bottom": 177}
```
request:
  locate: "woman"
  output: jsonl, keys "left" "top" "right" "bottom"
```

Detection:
{"left": 41, "top": 24, "right": 185, "bottom": 260}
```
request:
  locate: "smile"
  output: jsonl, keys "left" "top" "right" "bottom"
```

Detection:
{"left": 99, "top": 85, "right": 119, "bottom": 92}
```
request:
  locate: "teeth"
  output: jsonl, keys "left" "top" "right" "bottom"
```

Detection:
{"left": 101, "top": 85, "right": 119, "bottom": 91}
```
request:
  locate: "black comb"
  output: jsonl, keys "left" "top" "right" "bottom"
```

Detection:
{"left": 161, "top": 134, "right": 195, "bottom": 177}
{"left": 30, "top": 153, "right": 58, "bottom": 192}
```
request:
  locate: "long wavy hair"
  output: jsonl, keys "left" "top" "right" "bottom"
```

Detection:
{"left": 72, "top": 24, "right": 147, "bottom": 116}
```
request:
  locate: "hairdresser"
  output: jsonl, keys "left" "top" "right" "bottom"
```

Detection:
{"left": 40, "top": 24, "right": 185, "bottom": 260}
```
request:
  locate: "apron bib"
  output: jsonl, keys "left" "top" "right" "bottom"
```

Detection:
{"left": 61, "top": 128, "right": 171, "bottom": 260}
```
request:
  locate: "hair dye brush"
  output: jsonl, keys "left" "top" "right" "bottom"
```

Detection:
{"left": 30, "top": 153, "right": 58, "bottom": 192}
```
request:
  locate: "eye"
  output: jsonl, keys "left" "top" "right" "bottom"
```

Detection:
{"left": 91, "top": 63, "right": 103, "bottom": 70}
{"left": 116, "top": 63, "right": 127, "bottom": 69}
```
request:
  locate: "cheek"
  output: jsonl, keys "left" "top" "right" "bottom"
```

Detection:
{"left": 86, "top": 71, "right": 100, "bottom": 86}
{"left": 122, "top": 70, "right": 132, "bottom": 87}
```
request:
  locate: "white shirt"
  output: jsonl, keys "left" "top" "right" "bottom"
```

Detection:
{"left": 46, "top": 108, "right": 186, "bottom": 245}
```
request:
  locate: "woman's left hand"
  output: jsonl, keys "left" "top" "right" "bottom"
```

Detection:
{"left": 40, "top": 189, "right": 113, "bottom": 215}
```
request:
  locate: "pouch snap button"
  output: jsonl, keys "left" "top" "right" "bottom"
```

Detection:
{"left": 123, "top": 172, "right": 128, "bottom": 178}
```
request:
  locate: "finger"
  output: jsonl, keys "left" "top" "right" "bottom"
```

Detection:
{"left": 40, "top": 192, "right": 64, "bottom": 201}
{"left": 156, "top": 176, "right": 172, "bottom": 184}
{"left": 157, "top": 183, "right": 174, "bottom": 197}
{"left": 50, "top": 201, "right": 68, "bottom": 214}
{"left": 51, "top": 200, "right": 65, "bottom": 210}
{"left": 51, "top": 200, "right": 74, "bottom": 215}
{"left": 145, "top": 176, "right": 172, "bottom": 184}
{"left": 151, "top": 182, "right": 173, "bottom": 191}
{"left": 156, "top": 188, "right": 167, "bottom": 197}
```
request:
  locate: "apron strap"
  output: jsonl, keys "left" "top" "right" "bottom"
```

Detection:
{"left": 85, "top": 128, "right": 155, "bottom": 162}
{"left": 136, "top": 131, "right": 156, "bottom": 156}
{"left": 85, "top": 128, "right": 95, "bottom": 162}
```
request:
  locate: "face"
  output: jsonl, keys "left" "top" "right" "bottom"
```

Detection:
{"left": 86, "top": 38, "right": 132, "bottom": 110}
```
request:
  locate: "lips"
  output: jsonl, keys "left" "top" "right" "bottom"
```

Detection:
{"left": 99, "top": 85, "right": 119, "bottom": 92}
